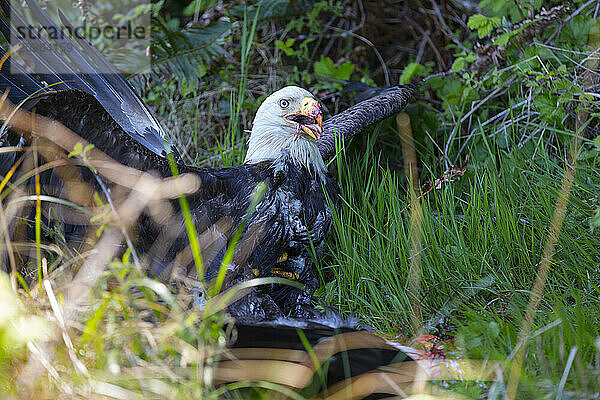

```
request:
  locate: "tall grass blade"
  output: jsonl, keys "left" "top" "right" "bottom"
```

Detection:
{"left": 210, "top": 181, "right": 267, "bottom": 297}
{"left": 167, "top": 153, "right": 204, "bottom": 284}
{"left": 34, "top": 151, "right": 42, "bottom": 293}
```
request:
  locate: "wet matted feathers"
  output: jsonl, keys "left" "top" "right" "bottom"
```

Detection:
{"left": 0, "top": 87, "right": 417, "bottom": 318}
{"left": 0, "top": 75, "right": 415, "bottom": 319}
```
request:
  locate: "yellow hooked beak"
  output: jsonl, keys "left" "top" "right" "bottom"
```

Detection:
{"left": 283, "top": 97, "right": 323, "bottom": 140}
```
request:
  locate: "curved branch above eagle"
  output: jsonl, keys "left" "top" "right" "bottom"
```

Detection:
{"left": 0, "top": 0, "right": 416, "bottom": 320}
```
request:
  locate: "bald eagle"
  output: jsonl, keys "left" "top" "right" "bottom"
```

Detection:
{"left": 3, "top": 86, "right": 337, "bottom": 319}
{"left": 0, "top": 0, "right": 416, "bottom": 319}
{"left": 136, "top": 85, "right": 339, "bottom": 318}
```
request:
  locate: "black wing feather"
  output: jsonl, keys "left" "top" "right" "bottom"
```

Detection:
{"left": 0, "top": 0, "right": 176, "bottom": 159}
{"left": 55, "top": 9, "right": 172, "bottom": 158}
{"left": 0, "top": 2, "right": 78, "bottom": 92}
{"left": 0, "top": 48, "right": 43, "bottom": 100}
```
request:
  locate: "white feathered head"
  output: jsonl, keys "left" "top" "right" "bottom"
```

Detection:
{"left": 245, "top": 86, "right": 326, "bottom": 176}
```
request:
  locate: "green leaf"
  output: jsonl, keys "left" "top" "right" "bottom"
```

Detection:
{"left": 467, "top": 14, "right": 501, "bottom": 38}
{"left": 399, "top": 62, "right": 425, "bottom": 84}
{"left": 533, "top": 93, "right": 565, "bottom": 126}
{"left": 122, "top": 248, "right": 131, "bottom": 265}
{"left": 452, "top": 57, "right": 466, "bottom": 72}
{"left": 335, "top": 61, "right": 354, "bottom": 80}
{"left": 313, "top": 56, "right": 354, "bottom": 81}
{"left": 83, "top": 143, "right": 95, "bottom": 154}
{"left": 275, "top": 38, "right": 296, "bottom": 56}
{"left": 478, "top": 24, "right": 493, "bottom": 38}
{"left": 314, "top": 56, "right": 336, "bottom": 78}
{"left": 81, "top": 297, "right": 109, "bottom": 344}
{"left": 467, "top": 14, "right": 489, "bottom": 30}
{"left": 533, "top": 94, "right": 556, "bottom": 115}
{"left": 151, "top": 19, "right": 230, "bottom": 88}
{"left": 494, "top": 31, "right": 511, "bottom": 46}
{"left": 68, "top": 142, "right": 83, "bottom": 158}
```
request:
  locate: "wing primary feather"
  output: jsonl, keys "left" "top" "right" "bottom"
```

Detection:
{"left": 55, "top": 9, "right": 173, "bottom": 157}
{"left": 0, "top": 47, "right": 44, "bottom": 102}
{"left": 0, "top": 2, "right": 80, "bottom": 92}
{"left": 22, "top": 0, "right": 117, "bottom": 90}
{"left": 0, "top": 0, "right": 177, "bottom": 159}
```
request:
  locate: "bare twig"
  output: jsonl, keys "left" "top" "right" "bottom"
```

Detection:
{"left": 331, "top": 27, "right": 391, "bottom": 86}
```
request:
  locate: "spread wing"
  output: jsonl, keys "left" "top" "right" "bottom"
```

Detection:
{"left": 0, "top": 0, "right": 178, "bottom": 159}
{"left": 4, "top": 88, "right": 325, "bottom": 294}
{"left": 319, "top": 84, "right": 418, "bottom": 163}
{"left": 0, "top": 89, "right": 268, "bottom": 280}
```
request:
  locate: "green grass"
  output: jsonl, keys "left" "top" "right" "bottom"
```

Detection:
{"left": 318, "top": 124, "right": 600, "bottom": 396}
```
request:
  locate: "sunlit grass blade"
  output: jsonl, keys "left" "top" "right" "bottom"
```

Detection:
{"left": 210, "top": 181, "right": 267, "bottom": 297}
{"left": 167, "top": 152, "right": 204, "bottom": 284}
{"left": 34, "top": 152, "right": 42, "bottom": 293}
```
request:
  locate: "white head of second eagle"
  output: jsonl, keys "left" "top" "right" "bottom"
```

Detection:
{"left": 244, "top": 86, "right": 327, "bottom": 176}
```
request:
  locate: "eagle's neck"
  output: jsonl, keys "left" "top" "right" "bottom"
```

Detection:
{"left": 244, "top": 127, "right": 327, "bottom": 177}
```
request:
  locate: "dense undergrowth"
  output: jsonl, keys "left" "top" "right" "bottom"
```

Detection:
{"left": 1, "top": 0, "right": 600, "bottom": 398}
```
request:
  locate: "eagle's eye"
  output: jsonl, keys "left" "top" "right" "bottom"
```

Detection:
{"left": 279, "top": 99, "right": 290, "bottom": 109}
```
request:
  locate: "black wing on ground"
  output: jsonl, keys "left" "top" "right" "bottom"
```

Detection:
{"left": 228, "top": 321, "right": 418, "bottom": 399}
{"left": 0, "top": 0, "right": 178, "bottom": 159}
